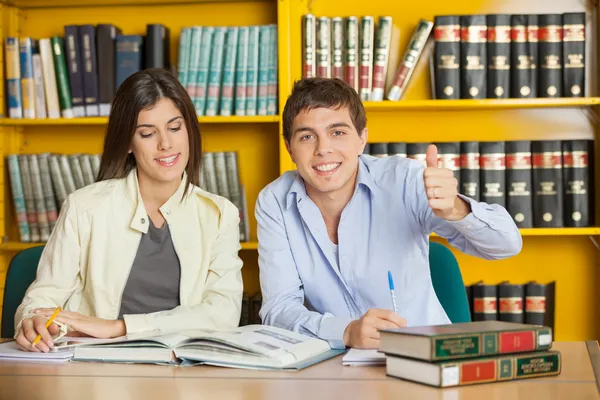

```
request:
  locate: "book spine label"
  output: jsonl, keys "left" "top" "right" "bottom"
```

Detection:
{"left": 538, "top": 15, "right": 563, "bottom": 97}
{"left": 257, "top": 25, "right": 271, "bottom": 116}
{"left": 219, "top": 27, "right": 239, "bottom": 117}
{"left": 344, "top": 17, "right": 359, "bottom": 91}
{"left": 433, "top": 335, "right": 482, "bottom": 359}
{"left": 460, "top": 16, "right": 487, "bottom": 99}
{"left": 486, "top": 16, "right": 511, "bottom": 98}
{"left": 245, "top": 27, "right": 259, "bottom": 116}
{"left": 64, "top": 26, "right": 85, "bottom": 117}
{"left": 5, "top": 37, "right": 23, "bottom": 118}
{"left": 460, "top": 141, "right": 480, "bottom": 201}
{"left": 562, "top": 13, "right": 585, "bottom": 97}
{"left": 438, "top": 142, "right": 461, "bottom": 187}
{"left": 266, "top": 24, "right": 278, "bottom": 116}
{"left": 205, "top": 27, "right": 226, "bottom": 117}
{"left": 316, "top": 17, "right": 331, "bottom": 78}
{"left": 563, "top": 140, "right": 590, "bottom": 227}
{"left": 371, "top": 16, "right": 392, "bottom": 101}
{"left": 331, "top": 18, "right": 344, "bottom": 80}
{"left": 473, "top": 283, "right": 497, "bottom": 321}
{"left": 387, "top": 20, "right": 433, "bottom": 101}
{"left": 510, "top": 15, "right": 538, "bottom": 97}
{"left": 434, "top": 16, "right": 460, "bottom": 99}
{"left": 533, "top": 141, "right": 563, "bottom": 227}
{"left": 235, "top": 27, "right": 249, "bottom": 116}
{"left": 506, "top": 141, "right": 533, "bottom": 228}
{"left": 302, "top": 14, "right": 316, "bottom": 78}
{"left": 480, "top": 142, "right": 506, "bottom": 207}
{"left": 359, "top": 16, "right": 374, "bottom": 100}
{"left": 525, "top": 282, "right": 553, "bottom": 327}
{"left": 19, "top": 38, "right": 36, "bottom": 119}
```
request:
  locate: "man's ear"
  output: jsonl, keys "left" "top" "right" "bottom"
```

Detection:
{"left": 285, "top": 140, "right": 292, "bottom": 158}
{"left": 359, "top": 128, "right": 368, "bottom": 154}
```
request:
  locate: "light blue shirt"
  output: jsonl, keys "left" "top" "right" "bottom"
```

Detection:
{"left": 255, "top": 155, "right": 522, "bottom": 349}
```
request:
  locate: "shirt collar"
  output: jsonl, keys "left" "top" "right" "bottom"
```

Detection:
{"left": 126, "top": 168, "right": 190, "bottom": 233}
{"left": 285, "top": 156, "right": 379, "bottom": 210}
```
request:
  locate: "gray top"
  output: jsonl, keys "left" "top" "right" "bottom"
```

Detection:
{"left": 118, "top": 218, "right": 181, "bottom": 319}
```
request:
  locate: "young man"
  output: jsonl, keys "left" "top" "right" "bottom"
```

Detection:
{"left": 255, "top": 78, "right": 522, "bottom": 350}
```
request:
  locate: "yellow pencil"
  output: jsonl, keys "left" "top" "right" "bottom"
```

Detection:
{"left": 32, "top": 306, "right": 61, "bottom": 346}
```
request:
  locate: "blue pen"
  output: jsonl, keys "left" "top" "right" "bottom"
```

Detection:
{"left": 388, "top": 270, "right": 398, "bottom": 314}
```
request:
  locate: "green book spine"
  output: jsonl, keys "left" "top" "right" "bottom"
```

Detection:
{"left": 245, "top": 26, "right": 260, "bottom": 116}
{"left": 50, "top": 36, "right": 74, "bottom": 118}
{"left": 234, "top": 27, "right": 249, "bottom": 116}
{"left": 266, "top": 24, "right": 278, "bottom": 116}
{"left": 185, "top": 27, "right": 203, "bottom": 105}
{"left": 219, "top": 27, "right": 239, "bottom": 117}
{"left": 195, "top": 27, "right": 214, "bottom": 116}
{"left": 177, "top": 27, "right": 191, "bottom": 87}
{"left": 257, "top": 25, "right": 270, "bottom": 116}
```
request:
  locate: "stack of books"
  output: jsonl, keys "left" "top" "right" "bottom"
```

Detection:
{"left": 379, "top": 320, "right": 560, "bottom": 387}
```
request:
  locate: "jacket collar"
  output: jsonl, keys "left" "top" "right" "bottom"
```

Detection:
{"left": 285, "top": 156, "right": 379, "bottom": 210}
{"left": 126, "top": 168, "right": 190, "bottom": 233}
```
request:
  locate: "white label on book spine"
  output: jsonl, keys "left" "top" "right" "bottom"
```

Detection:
{"left": 441, "top": 365, "right": 459, "bottom": 387}
{"left": 538, "top": 333, "right": 551, "bottom": 346}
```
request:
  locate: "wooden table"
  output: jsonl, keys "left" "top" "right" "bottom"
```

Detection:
{"left": 0, "top": 341, "right": 598, "bottom": 400}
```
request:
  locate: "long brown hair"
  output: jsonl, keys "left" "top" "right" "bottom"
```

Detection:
{"left": 97, "top": 68, "right": 201, "bottom": 196}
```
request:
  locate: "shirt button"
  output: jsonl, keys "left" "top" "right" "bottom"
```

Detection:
{"left": 141, "top": 217, "right": 146, "bottom": 224}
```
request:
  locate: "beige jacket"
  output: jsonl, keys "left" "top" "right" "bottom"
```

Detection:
{"left": 14, "top": 168, "right": 244, "bottom": 337}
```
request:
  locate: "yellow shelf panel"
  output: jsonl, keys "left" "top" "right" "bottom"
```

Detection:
{"left": 0, "top": 116, "right": 279, "bottom": 125}
{"left": 0, "top": 241, "right": 258, "bottom": 251}
{"left": 3, "top": 0, "right": 273, "bottom": 8}
{"left": 363, "top": 98, "right": 600, "bottom": 111}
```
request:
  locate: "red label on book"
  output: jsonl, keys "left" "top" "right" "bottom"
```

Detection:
{"left": 526, "top": 296, "right": 546, "bottom": 313}
{"left": 506, "top": 153, "right": 532, "bottom": 169}
{"left": 499, "top": 331, "right": 535, "bottom": 353}
{"left": 563, "top": 25, "right": 585, "bottom": 41}
{"left": 460, "top": 153, "right": 480, "bottom": 169}
{"left": 538, "top": 26, "right": 563, "bottom": 42}
{"left": 434, "top": 25, "right": 460, "bottom": 41}
{"left": 488, "top": 26, "right": 511, "bottom": 43}
{"left": 480, "top": 154, "right": 506, "bottom": 170}
{"left": 460, "top": 360, "right": 496, "bottom": 384}
{"left": 372, "top": 65, "right": 385, "bottom": 89}
{"left": 392, "top": 64, "right": 410, "bottom": 90}
{"left": 563, "top": 151, "right": 588, "bottom": 168}
{"left": 303, "top": 63, "right": 314, "bottom": 78}
{"left": 332, "top": 66, "right": 343, "bottom": 80}
{"left": 527, "top": 26, "right": 539, "bottom": 42}
{"left": 511, "top": 26, "right": 526, "bottom": 42}
{"left": 499, "top": 297, "right": 523, "bottom": 313}
{"left": 532, "top": 153, "right": 561, "bottom": 168}
{"left": 460, "top": 26, "right": 487, "bottom": 42}
{"left": 317, "top": 66, "right": 329, "bottom": 78}
{"left": 473, "top": 297, "right": 497, "bottom": 313}
{"left": 359, "top": 65, "right": 371, "bottom": 90}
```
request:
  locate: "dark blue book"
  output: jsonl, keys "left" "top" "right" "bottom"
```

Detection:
{"left": 115, "top": 35, "right": 143, "bottom": 91}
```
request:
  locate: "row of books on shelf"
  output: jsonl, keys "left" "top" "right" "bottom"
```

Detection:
{"left": 465, "top": 280, "right": 555, "bottom": 332}
{"left": 6, "top": 151, "right": 250, "bottom": 244}
{"left": 302, "top": 12, "right": 586, "bottom": 101}
{"left": 5, "top": 22, "right": 278, "bottom": 120}
{"left": 239, "top": 292, "right": 262, "bottom": 327}
{"left": 364, "top": 140, "right": 593, "bottom": 228}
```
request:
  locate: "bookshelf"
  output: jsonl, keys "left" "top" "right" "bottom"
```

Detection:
{"left": 0, "top": 0, "right": 597, "bottom": 343}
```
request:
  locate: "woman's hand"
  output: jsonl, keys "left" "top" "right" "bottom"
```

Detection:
{"left": 15, "top": 315, "right": 61, "bottom": 353}
{"left": 33, "top": 308, "right": 126, "bottom": 340}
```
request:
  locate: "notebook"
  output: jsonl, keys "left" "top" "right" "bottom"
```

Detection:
{"left": 0, "top": 341, "right": 73, "bottom": 363}
{"left": 66, "top": 324, "right": 344, "bottom": 370}
{"left": 342, "top": 348, "right": 386, "bottom": 366}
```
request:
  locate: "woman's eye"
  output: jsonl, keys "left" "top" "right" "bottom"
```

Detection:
{"left": 169, "top": 125, "right": 181, "bottom": 132}
{"left": 140, "top": 132, "right": 153, "bottom": 138}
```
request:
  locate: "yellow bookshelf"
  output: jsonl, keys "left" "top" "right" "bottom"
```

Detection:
{"left": 0, "top": 0, "right": 598, "bottom": 343}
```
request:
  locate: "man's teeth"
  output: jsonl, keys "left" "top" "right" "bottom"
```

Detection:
{"left": 315, "top": 163, "right": 340, "bottom": 172}
{"left": 158, "top": 155, "right": 177, "bottom": 163}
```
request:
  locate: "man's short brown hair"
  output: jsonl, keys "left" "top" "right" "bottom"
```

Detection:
{"left": 282, "top": 78, "right": 367, "bottom": 143}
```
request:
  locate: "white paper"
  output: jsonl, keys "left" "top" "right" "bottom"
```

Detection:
{"left": 0, "top": 341, "right": 73, "bottom": 362}
{"left": 342, "top": 348, "right": 386, "bottom": 366}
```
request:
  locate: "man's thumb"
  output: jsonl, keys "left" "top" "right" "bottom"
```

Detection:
{"left": 425, "top": 144, "right": 438, "bottom": 168}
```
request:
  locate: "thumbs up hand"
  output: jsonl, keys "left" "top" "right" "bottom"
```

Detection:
{"left": 423, "top": 144, "right": 470, "bottom": 221}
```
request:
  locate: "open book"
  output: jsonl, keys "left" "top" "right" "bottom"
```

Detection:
{"left": 59, "top": 324, "right": 343, "bottom": 370}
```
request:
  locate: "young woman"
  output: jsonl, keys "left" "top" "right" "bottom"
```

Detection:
{"left": 15, "top": 68, "right": 244, "bottom": 352}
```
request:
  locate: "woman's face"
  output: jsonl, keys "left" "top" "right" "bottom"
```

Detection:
{"left": 129, "top": 98, "right": 190, "bottom": 188}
